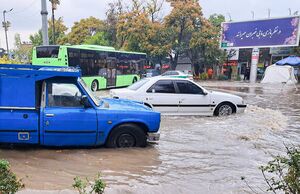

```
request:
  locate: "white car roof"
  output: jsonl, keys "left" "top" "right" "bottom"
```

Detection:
{"left": 145, "top": 76, "right": 190, "bottom": 81}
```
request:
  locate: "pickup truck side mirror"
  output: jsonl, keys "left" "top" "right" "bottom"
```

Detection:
{"left": 80, "top": 95, "right": 91, "bottom": 108}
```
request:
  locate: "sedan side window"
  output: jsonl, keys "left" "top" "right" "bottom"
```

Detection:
{"left": 147, "top": 80, "right": 175, "bottom": 93}
{"left": 176, "top": 81, "right": 204, "bottom": 94}
{"left": 47, "top": 83, "right": 83, "bottom": 107}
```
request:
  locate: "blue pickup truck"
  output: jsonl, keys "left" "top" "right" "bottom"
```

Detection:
{"left": 0, "top": 64, "right": 160, "bottom": 148}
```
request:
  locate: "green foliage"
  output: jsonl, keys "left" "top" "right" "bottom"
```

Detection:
{"left": 48, "top": 17, "right": 68, "bottom": 45}
{"left": 29, "top": 30, "right": 43, "bottom": 46}
{"left": 29, "top": 17, "right": 68, "bottom": 46}
{"left": 0, "top": 56, "right": 21, "bottom": 64}
{"left": 0, "top": 159, "right": 24, "bottom": 194}
{"left": 84, "top": 32, "right": 110, "bottom": 46}
{"left": 67, "top": 17, "right": 105, "bottom": 45}
{"left": 73, "top": 174, "right": 106, "bottom": 194}
{"left": 260, "top": 145, "right": 300, "bottom": 194}
{"left": 199, "top": 72, "right": 208, "bottom": 80}
{"left": 13, "top": 33, "right": 33, "bottom": 63}
{"left": 208, "top": 14, "right": 225, "bottom": 29}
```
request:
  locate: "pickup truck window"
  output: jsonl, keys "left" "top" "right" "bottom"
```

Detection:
{"left": 47, "top": 83, "right": 83, "bottom": 107}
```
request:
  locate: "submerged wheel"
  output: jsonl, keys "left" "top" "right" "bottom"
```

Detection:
{"left": 105, "top": 124, "right": 147, "bottom": 148}
{"left": 215, "top": 103, "right": 235, "bottom": 116}
{"left": 91, "top": 80, "right": 98, "bottom": 92}
{"left": 132, "top": 77, "right": 137, "bottom": 83}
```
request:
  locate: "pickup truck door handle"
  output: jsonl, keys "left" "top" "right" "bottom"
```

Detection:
{"left": 45, "top": 113, "right": 55, "bottom": 117}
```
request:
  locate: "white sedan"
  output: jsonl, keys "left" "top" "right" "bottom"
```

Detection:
{"left": 110, "top": 77, "right": 247, "bottom": 116}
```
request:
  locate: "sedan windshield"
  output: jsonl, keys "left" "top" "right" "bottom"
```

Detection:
{"left": 128, "top": 78, "right": 150, "bottom": 90}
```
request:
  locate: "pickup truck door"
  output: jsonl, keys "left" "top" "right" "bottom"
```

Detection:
{"left": 42, "top": 81, "right": 97, "bottom": 146}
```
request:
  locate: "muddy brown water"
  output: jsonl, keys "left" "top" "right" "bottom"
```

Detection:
{"left": 1, "top": 81, "right": 299, "bottom": 194}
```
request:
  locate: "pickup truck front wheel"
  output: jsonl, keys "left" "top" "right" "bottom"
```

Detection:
{"left": 106, "top": 124, "right": 147, "bottom": 148}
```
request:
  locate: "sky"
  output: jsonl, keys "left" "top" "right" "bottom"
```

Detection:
{"left": 0, "top": 0, "right": 300, "bottom": 49}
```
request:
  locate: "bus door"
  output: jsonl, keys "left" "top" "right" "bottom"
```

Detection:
{"left": 106, "top": 59, "right": 117, "bottom": 88}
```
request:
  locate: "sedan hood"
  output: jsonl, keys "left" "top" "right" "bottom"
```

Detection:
{"left": 99, "top": 98, "right": 152, "bottom": 111}
{"left": 210, "top": 91, "right": 244, "bottom": 103}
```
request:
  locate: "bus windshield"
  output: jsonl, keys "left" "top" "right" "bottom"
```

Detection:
{"left": 36, "top": 46, "right": 59, "bottom": 58}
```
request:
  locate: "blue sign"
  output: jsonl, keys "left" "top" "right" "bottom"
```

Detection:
{"left": 220, "top": 16, "right": 300, "bottom": 48}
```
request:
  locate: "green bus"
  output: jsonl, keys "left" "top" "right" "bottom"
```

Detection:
{"left": 32, "top": 45, "right": 147, "bottom": 91}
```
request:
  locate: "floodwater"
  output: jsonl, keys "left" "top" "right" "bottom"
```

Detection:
{"left": 1, "top": 81, "right": 299, "bottom": 194}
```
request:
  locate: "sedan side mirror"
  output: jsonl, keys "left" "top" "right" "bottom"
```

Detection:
{"left": 80, "top": 95, "right": 91, "bottom": 108}
{"left": 202, "top": 91, "right": 208, "bottom": 95}
{"left": 152, "top": 89, "right": 156, "bottom": 93}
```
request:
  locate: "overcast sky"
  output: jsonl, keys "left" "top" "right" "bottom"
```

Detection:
{"left": 0, "top": 0, "right": 300, "bottom": 49}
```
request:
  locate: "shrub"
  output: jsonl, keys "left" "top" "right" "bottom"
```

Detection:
{"left": 199, "top": 72, "right": 208, "bottom": 80}
{"left": 73, "top": 173, "right": 106, "bottom": 194}
{"left": 260, "top": 145, "right": 300, "bottom": 193}
{"left": 0, "top": 160, "right": 24, "bottom": 194}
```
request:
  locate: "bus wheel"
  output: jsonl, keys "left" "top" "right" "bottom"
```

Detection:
{"left": 132, "top": 77, "right": 137, "bottom": 83}
{"left": 91, "top": 80, "right": 98, "bottom": 92}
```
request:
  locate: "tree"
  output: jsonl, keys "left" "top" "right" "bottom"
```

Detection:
{"left": 29, "top": 17, "right": 67, "bottom": 46}
{"left": 164, "top": 0, "right": 203, "bottom": 70}
{"left": 208, "top": 14, "right": 225, "bottom": 29}
{"left": 104, "top": 0, "right": 124, "bottom": 48}
{"left": 146, "top": 0, "right": 164, "bottom": 22}
{"left": 67, "top": 17, "right": 105, "bottom": 45}
{"left": 49, "top": 0, "right": 60, "bottom": 44}
{"left": 29, "top": 30, "right": 43, "bottom": 46}
{"left": 13, "top": 33, "right": 33, "bottom": 63}
{"left": 48, "top": 17, "right": 68, "bottom": 45}
{"left": 116, "top": 0, "right": 170, "bottom": 64}
{"left": 84, "top": 32, "right": 110, "bottom": 46}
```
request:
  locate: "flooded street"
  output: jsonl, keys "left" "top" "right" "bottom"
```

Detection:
{"left": 1, "top": 81, "right": 299, "bottom": 194}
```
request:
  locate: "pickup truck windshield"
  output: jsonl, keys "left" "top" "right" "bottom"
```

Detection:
{"left": 79, "top": 79, "right": 100, "bottom": 106}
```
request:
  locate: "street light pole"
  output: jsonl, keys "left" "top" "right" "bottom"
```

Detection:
{"left": 41, "top": 0, "right": 49, "bottom": 45}
{"left": 2, "top": 8, "right": 13, "bottom": 56}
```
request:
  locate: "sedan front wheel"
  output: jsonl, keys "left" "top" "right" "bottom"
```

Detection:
{"left": 215, "top": 103, "right": 235, "bottom": 116}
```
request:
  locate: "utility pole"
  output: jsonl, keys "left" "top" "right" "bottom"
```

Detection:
{"left": 51, "top": 1, "right": 58, "bottom": 45}
{"left": 268, "top": 9, "right": 271, "bottom": 18}
{"left": 41, "top": 0, "right": 49, "bottom": 45}
{"left": 2, "top": 8, "right": 13, "bottom": 56}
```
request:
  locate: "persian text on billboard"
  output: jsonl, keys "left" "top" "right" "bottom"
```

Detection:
{"left": 220, "top": 16, "right": 300, "bottom": 48}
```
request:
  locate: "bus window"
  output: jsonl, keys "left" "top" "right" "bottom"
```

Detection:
{"left": 67, "top": 48, "right": 80, "bottom": 67}
{"left": 80, "top": 50, "right": 96, "bottom": 76}
{"left": 37, "top": 46, "right": 59, "bottom": 58}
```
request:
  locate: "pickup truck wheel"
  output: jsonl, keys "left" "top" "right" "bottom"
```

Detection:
{"left": 214, "top": 102, "right": 235, "bottom": 116}
{"left": 91, "top": 80, "right": 98, "bottom": 92}
{"left": 106, "top": 124, "right": 147, "bottom": 148}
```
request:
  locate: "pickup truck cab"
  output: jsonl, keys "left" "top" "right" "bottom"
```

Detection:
{"left": 0, "top": 64, "right": 160, "bottom": 148}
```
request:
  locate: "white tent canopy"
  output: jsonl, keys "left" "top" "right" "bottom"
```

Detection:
{"left": 261, "top": 65, "right": 298, "bottom": 85}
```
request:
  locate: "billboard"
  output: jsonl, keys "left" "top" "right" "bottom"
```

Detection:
{"left": 220, "top": 16, "right": 300, "bottom": 49}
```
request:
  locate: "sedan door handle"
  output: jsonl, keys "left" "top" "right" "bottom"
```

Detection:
{"left": 45, "top": 113, "right": 55, "bottom": 117}
{"left": 146, "top": 97, "right": 153, "bottom": 100}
